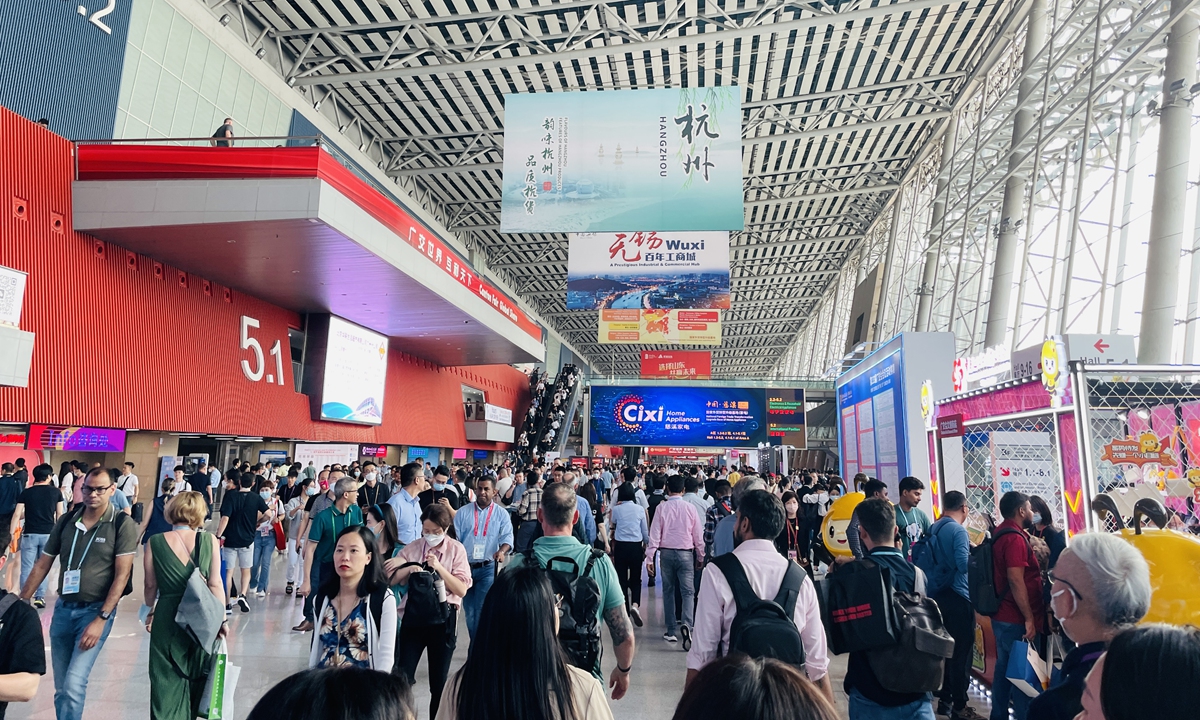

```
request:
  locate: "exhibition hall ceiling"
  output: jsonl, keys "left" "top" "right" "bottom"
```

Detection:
{"left": 211, "top": 0, "right": 1017, "bottom": 376}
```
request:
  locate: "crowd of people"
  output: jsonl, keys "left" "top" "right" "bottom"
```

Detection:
{"left": 1, "top": 456, "right": 1199, "bottom": 720}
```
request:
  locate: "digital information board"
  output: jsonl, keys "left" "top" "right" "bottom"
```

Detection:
{"left": 591, "top": 385, "right": 805, "bottom": 447}
{"left": 837, "top": 350, "right": 907, "bottom": 489}
{"left": 767, "top": 389, "right": 807, "bottom": 448}
{"left": 319, "top": 316, "right": 389, "bottom": 425}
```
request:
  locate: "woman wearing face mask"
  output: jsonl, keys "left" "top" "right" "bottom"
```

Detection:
{"left": 248, "top": 479, "right": 282, "bottom": 598}
{"left": 309, "top": 525, "right": 396, "bottom": 672}
{"left": 1074, "top": 624, "right": 1200, "bottom": 720}
{"left": 285, "top": 478, "right": 315, "bottom": 595}
{"left": 390, "top": 503, "right": 471, "bottom": 718}
{"left": 776, "top": 491, "right": 809, "bottom": 575}
{"left": 1029, "top": 495, "right": 1066, "bottom": 570}
{"left": 1026, "top": 532, "right": 1151, "bottom": 720}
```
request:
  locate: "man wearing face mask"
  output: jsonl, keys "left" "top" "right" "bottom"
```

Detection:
{"left": 989, "top": 491, "right": 1046, "bottom": 720}
{"left": 419, "top": 466, "right": 461, "bottom": 516}
{"left": 1026, "top": 533, "right": 1151, "bottom": 720}
{"left": 357, "top": 461, "right": 391, "bottom": 509}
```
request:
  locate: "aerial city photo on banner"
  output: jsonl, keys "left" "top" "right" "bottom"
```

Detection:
{"left": 500, "top": 87, "right": 743, "bottom": 233}
{"left": 566, "top": 231, "right": 730, "bottom": 310}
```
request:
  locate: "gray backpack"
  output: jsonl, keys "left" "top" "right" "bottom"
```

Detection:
{"left": 175, "top": 532, "right": 225, "bottom": 651}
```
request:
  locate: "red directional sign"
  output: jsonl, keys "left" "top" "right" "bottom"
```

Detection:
{"left": 1094, "top": 338, "right": 1110, "bottom": 353}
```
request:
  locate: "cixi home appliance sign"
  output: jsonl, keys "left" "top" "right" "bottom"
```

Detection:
{"left": 500, "top": 87, "right": 743, "bottom": 233}
{"left": 567, "top": 231, "right": 730, "bottom": 310}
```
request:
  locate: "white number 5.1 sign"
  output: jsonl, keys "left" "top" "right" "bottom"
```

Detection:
{"left": 240, "top": 315, "right": 285, "bottom": 385}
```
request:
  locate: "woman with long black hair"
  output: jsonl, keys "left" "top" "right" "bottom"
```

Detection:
{"left": 608, "top": 481, "right": 648, "bottom": 626}
{"left": 308, "top": 525, "right": 397, "bottom": 673}
{"left": 436, "top": 566, "right": 613, "bottom": 720}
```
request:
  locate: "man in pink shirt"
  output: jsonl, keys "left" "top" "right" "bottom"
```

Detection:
{"left": 645, "top": 475, "right": 704, "bottom": 649}
{"left": 686, "top": 489, "right": 834, "bottom": 705}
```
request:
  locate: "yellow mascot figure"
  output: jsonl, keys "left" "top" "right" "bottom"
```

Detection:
{"left": 822, "top": 492, "right": 865, "bottom": 557}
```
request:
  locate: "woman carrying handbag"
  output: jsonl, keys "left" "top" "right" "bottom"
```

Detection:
{"left": 143, "top": 491, "right": 227, "bottom": 720}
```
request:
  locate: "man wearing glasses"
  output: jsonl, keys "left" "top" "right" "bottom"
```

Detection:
{"left": 19, "top": 468, "right": 137, "bottom": 720}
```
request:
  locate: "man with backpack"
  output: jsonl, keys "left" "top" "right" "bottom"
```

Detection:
{"left": 914, "top": 491, "right": 982, "bottom": 720}
{"left": 687, "top": 489, "right": 833, "bottom": 704}
{"left": 987, "top": 491, "right": 1045, "bottom": 720}
{"left": 504, "top": 482, "right": 637, "bottom": 699}
{"left": 843, "top": 498, "right": 938, "bottom": 719}
{"left": 19, "top": 468, "right": 137, "bottom": 720}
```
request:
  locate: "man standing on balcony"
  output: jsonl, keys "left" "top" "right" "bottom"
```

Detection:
{"left": 211, "top": 118, "right": 234, "bottom": 147}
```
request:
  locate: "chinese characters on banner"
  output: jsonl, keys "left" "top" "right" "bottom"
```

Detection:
{"left": 566, "top": 231, "right": 730, "bottom": 310}
{"left": 500, "top": 88, "right": 743, "bottom": 233}
{"left": 640, "top": 350, "right": 713, "bottom": 380}
{"left": 598, "top": 309, "right": 721, "bottom": 345}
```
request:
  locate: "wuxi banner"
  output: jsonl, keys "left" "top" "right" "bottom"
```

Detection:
{"left": 500, "top": 87, "right": 743, "bottom": 233}
{"left": 566, "top": 231, "right": 730, "bottom": 310}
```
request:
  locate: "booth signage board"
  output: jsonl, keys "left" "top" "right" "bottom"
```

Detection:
{"left": 990, "top": 431, "right": 1056, "bottom": 500}
{"left": 452, "top": 448, "right": 468, "bottom": 460}
{"left": 1012, "top": 334, "right": 1137, "bottom": 379}
{"left": 319, "top": 316, "right": 388, "bottom": 425}
{"left": 937, "top": 414, "right": 965, "bottom": 438}
{"left": 0, "top": 431, "right": 26, "bottom": 445}
{"left": 1099, "top": 438, "right": 1179, "bottom": 468}
{"left": 359, "top": 444, "right": 388, "bottom": 458}
{"left": 483, "top": 404, "right": 513, "bottom": 425}
{"left": 954, "top": 345, "right": 1011, "bottom": 392}
{"left": 836, "top": 332, "right": 955, "bottom": 507}
{"left": 598, "top": 309, "right": 721, "bottom": 344}
{"left": 640, "top": 350, "right": 712, "bottom": 379}
{"left": 26, "top": 424, "right": 126, "bottom": 452}
{"left": 295, "top": 443, "right": 359, "bottom": 468}
{"left": 499, "top": 87, "right": 744, "bottom": 233}
{"left": 407, "top": 446, "right": 432, "bottom": 462}
{"left": 566, "top": 232, "right": 730, "bottom": 310}
{"left": 590, "top": 385, "right": 771, "bottom": 446}
{"left": 767, "top": 389, "right": 807, "bottom": 448}
{"left": 0, "top": 265, "right": 28, "bottom": 327}
{"left": 473, "top": 450, "right": 489, "bottom": 460}
{"left": 258, "top": 450, "right": 289, "bottom": 466}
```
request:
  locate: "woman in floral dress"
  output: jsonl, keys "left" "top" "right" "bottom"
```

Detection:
{"left": 308, "top": 525, "right": 397, "bottom": 672}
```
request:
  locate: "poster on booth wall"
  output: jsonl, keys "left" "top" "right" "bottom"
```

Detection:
{"left": 566, "top": 232, "right": 730, "bottom": 310}
{"left": 990, "top": 431, "right": 1057, "bottom": 505}
{"left": 598, "top": 309, "right": 722, "bottom": 345}
{"left": 294, "top": 443, "right": 359, "bottom": 469}
{"left": 640, "top": 351, "right": 713, "bottom": 380}
{"left": 499, "top": 87, "right": 744, "bottom": 233}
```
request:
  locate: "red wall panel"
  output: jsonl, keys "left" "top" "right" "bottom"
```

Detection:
{"left": 0, "top": 106, "right": 528, "bottom": 449}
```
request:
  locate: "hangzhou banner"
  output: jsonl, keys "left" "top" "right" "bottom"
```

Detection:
{"left": 500, "top": 87, "right": 743, "bottom": 233}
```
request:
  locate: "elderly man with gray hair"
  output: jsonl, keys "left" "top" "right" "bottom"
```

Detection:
{"left": 1027, "top": 532, "right": 1152, "bottom": 720}
{"left": 296, "top": 476, "right": 363, "bottom": 631}
{"left": 710, "top": 475, "right": 767, "bottom": 557}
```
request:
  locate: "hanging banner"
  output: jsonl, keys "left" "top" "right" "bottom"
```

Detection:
{"left": 499, "top": 87, "right": 744, "bottom": 233}
{"left": 598, "top": 309, "right": 721, "bottom": 345}
{"left": 566, "top": 231, "right": 730, "bottom": 310}
{"left": 640, "top": 350, "right": 713, "bottom": 380}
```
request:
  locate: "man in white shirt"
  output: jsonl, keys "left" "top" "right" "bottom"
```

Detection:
{"left": 116, "top": 462, "right": 139, "bottom": 502}
{"left": 494, "top": 468, "right": 513, "bottom": 500}
{"left": 686, "top": 488, "right": 834, "bottom": 704}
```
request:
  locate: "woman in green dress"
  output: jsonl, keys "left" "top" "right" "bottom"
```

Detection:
{"left": 143, "top": 491, "right": 227, "bottom": 720}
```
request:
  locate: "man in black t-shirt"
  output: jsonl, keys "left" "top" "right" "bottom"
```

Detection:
{"left": 187, "top": 462, "right": 213, "bottom": 507}
{"left": 418, "top": 465, "right": 461, "bottom": 512}
{"left": 216, "top": 470, "right": 268, "bottom": 613}
{"left": 0, "top": 464, "right": 19, "bottom": 556}
{"left": 10, "top": 465, "right": 63, "bottom": 608}
{"left": 0, "top": 549, "right": 46, "bottom": 719}
{"left": 211, "top": 118, "right": 234, "bottom": 147}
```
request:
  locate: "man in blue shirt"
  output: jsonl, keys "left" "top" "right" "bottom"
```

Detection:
{"left": 844, "top": 498, "right": 935, "bottom": 719}
{"left": 453, "top": 476, "right": 513, "bottom": 642}
{"left": 386, "top": 462, "right": 427, "bottom": 547}
{"left": 918, "top": 491, "right": 978, "bottom": 720}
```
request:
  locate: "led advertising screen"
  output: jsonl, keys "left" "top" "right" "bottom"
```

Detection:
{"left": 26, "top": 424, "right": 126, "bottom": 452}
{"left": 837, "top": 351, "right": 907, "bottom": 491}
{"left": 590, "top": 385, "right": 768, "bottom": 447}
{"left": 767, "top": 389, "right": 807, "bottom": 448}
{"left": 320, "top": 316, "right": 389, "bottom": 425}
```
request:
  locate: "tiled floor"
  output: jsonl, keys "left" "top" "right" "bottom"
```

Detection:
{"left": 7, "top": 546, "right": 989, "bottom": 720}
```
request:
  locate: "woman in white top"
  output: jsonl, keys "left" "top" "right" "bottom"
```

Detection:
{"left": 436, "top": 566, "right": 614, "bottom": 720}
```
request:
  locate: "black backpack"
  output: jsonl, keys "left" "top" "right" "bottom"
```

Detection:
{"left": 863, "top": 562, "right": 955, "bottom": 694}
{"left": 710, "top": 554, "right": 806, "bottom": 669}
{"left": 526, "top": 549, "right": 604, "bottom": 672}
{"left": 968, "top": 527, "right": 1024, "bottom": 616}
{"left": 398, "top": 562, "right": 449, "bottom": 627}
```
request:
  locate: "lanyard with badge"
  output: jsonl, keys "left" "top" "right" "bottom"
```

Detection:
{"left": 64, "top": 510, "right": 107, "bottom": 595}
{"left": 472, "top": 503, "right": 495, "bottom": 561}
